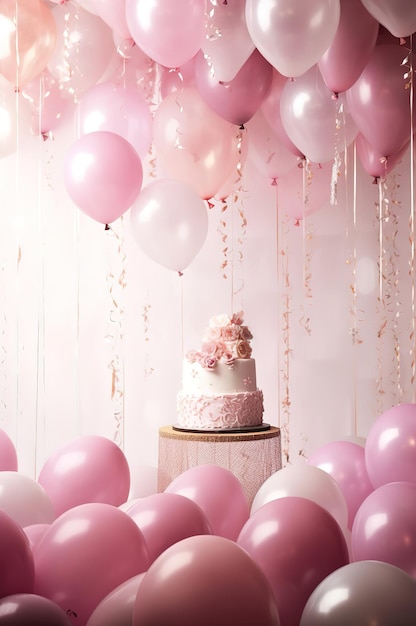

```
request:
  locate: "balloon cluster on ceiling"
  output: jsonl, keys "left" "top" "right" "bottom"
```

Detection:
{"left": 0, "top": 402, "right": 416, "bottom": 624}
{"left": 0, "top": 0, "right": 415, "bottom": 273}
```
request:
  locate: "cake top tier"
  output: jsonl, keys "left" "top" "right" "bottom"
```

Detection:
{"left": 185, "top": 311, "right": 253, "bottom": 369}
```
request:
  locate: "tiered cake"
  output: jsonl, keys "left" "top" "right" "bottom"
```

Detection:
{"left": 176, "top": 312, "right": 264, "bottom": 431}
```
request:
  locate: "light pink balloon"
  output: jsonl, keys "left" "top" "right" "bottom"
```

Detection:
{"left": 86, "top": 573, "right": 145, "bottom": 626}
{"left": 94, "top": 0, "right": 130, "bottom": 39}
{"left": 307, "top": 440, "right": 374, "bottom": 529}
{"left": 280, "top": 64, "right": 358, "bottom": 164}
{"left": 22, "top": 70, "right": 72, "bottom": 135}
{"left": 361, "top": 0, "right": 416, "bottom": 38}
{"left": 0, "top": 510, "right": 34, "bottom": 597}
{"left": 64, "top": 131, "right": 143, "bottom": 225}
{"left": 126, "top": 492, "right": 213, "bottom": 564}
{"left": 0, "top": 79, "right": 32, "bottom": 159}
{"left": 261, "top": 70, "right": 305, "bottom": 158}
{"left": 48, "top": 3, "right": 115, "bottom": 101}
{"left": 133, "top": 535, "right": 280, "bottom": 626}
{"left": 278, "top": 160, "right": 333, "bottom": 223}
{"left": 201, "top": 0, "right": 255, "bottom": 82}
{"left": 153, "top": 87, "right": 239, "bottom": 200}
{"left": 77, "top": 81, "right": 152, "bottom": 159}
{"left": 130, "top": 178, "right": 208, "bottom": 273}
{"left": 195, "top": 49, "right": 273, "bottom": 126}
{"left": 159, "top": 56, "right": 196, "bottom": 99}
{"left": 0, "top": 427, "right": 17, "bottom": 470}
{"left": 0, "top": 472, "right": 54, "bottom": 528}
{"left": 125, "top": 0, "right": 205, "bottom": 68}
{"left": 164, "top": 464, "right": 250, "bottom": 541}
{"left": 245, "top": 0, "right": 341, "bottom": 78}
{"left": 246, "top": 109, "right": 299, "bottom": 184}
{"left": 38, "top": 435, "right": 131, "bottom": 517}
{"left": 356, "top": 133, "right": 409, "bottom": 182}
{"left": 33, "top": 503, "right": 150, "bottom": 626}
{"left": 23, "top": 523, "right": 50, "bottom": 552}
{"left": 346, "top": 44, "right": 414, "bottom": 159}
{"left": 318, "top": 0, "right": 379, "bottom": 95}
{"left": 0, "top": 594, "right": 73, "bottom": 626}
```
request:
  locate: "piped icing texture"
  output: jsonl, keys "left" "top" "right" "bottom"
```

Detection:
{"left": 177, "top": 312, "right": 264, "bottom": 430}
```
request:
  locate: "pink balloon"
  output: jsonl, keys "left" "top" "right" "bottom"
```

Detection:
{"left": 94, "top": 0, "right": 130, "bottom": 39}
{"left": 307, "top": 440, "right": 374, "bottom": 529}
{"left": 195, "top": 49, "right": 273, "bottom": 127}
{"left": 130, "top": 178, "right": 208, "bottom": 273}
{"left": 201, "top": 0, "right": 255, "bottom": 82}
{"left": 64, "top": 131, "right": 143, "bottom": 225}
{"left": 126, "top": 492, "right": 213, "bottom": 564}
{"left": 133, "top": 535, "right": 280, "bottom": 626}
{"left": 351, "top": 481, "right": 416, "bottom": 577}
{"left": 86, "top": 573, "right": 145, "bottom": 626}
{"left": 153, "top": 87, "right": 239, "bottom": 199}
{"left": 165, "top": 464, "right": 250, "bottom": 541}
{"left": 0, "top": 427, "right": 17, "bottom": 470}
{"left": 0, "top": 510, "right": 34, "bottom": 597}
{"left": 77, "top": 81, "right": 152, "bottom": 159}
{"left": 318, "top": 0, "right": 379, "bottom": 95}
{"left": 33, "top": 503, "right": 150, "bottom": 626}
{"left": 48, "top": 3, "right": 115, "bottom": 101}
{"left": 361, "top": 0, "right": 416, "bottom": 38}
{"left": 364, "top": 402, "right": 416, "bottom": 488}
{"left": 22, "top": 70, "right": 72, "bottom": 135}
{"left": 280, "top": 64, "right": 358, "bottom": 164}
{"left": 0, "top": 594, "right": 72, "bottom": 626}
{"left": 125, "top": 0, "right": 205, "bottom": 68}
{"left": 159, "top": 56, "right": 196, "bottom": 99}
{"left": 23, "top": 523, "right": 50, "bottom": 552}
{"left": 38, "top": 435, "right": 130, "bottom": 517}
{"left": 356, "top": 132, "right": 409, "bottom": 181}
{"left": 277, "top": 160, "right": 333, "bottom": 223}
{"left": 246, "top": 109, "right": 299, "bottom": 184}
{"left": 346, "top": 44, "right": 415, "bottom": 159}
{"left": 261, "top": 70, "right": 305, "bottom": 158}
{"left": 238, "top": 497, "right": 349, "bottom": 626}
{"left": 245, "top": 0, "right": 341, "bottom": 78}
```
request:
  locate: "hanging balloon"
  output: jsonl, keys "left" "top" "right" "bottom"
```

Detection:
{"left": 130, "top": 179, "right": 209, "bottom": 273}
{"left": 63, "top": 131, "right": 143, "bottom": 225}
{"left": 278, "top": 160, "right": 334, "bottom": 223}
{"left": 346, "top": 44, "right": 415, "bottom": 159}
{"left": 125, "top": 0, "right": 206, "bottom": 68}
{"left": 245, "top": 0, "right": 341, "bottom": 78}
{"left": 22, "top": 70, "right": 72, "bottom": 136}
{"left": 0, "top": 0, "right": 57, "bottom": 90}
{"left": 280, "top": 64, "right": 358, "bottom": 164}
{"left": 195, "top": 49, "right": 273, "bottom": 127}
{"left": 361, "top": 0, "right": 416, "bottom": 38}
{"left": 356, "top": 133, "right": 409, "bottom": 182}
{"left": 0, "top": 77, "right": 32, "bottom": 159}
{"left": 94, "top": 0, "right": 131, "bottom": 40}
{"left": 318, "top": 0, "right": 379, "bottom": 95}
{"left": 202, "top": 0, "right": 255, "bottom": 82}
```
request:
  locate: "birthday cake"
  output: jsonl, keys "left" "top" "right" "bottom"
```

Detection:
{"left": 176, "top": 312, "right": 264, "bottom": 431}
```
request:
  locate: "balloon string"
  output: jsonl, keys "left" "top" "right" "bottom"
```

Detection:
{"left": 409, "top": 35, "right": 415, "bottom": 397}
{"left": 350, "top": 141, "right": 359, "bottom": 435}
{"left": 376, "top": 180, "right": 385, "bottom": 413}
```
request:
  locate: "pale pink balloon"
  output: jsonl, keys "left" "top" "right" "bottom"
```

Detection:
{"left": 346, "top": 44, "right": 415, "bottom": 159}
{"left": 261, "top": 69, "right": 305, "bottom": 157}
{"left": 0, "top": 472, "right": 54, "bottom": 528}
{"left": 356, "top": 133, "right": 409, "bottom": 182}
{"left": 361, "top": 0, "right": 416, "bottom": 38}
{"left": 318, "top": 0, "right": 379, "bottom": 95}
{"left": 201, "top": 0, "right": 255, "bottom": 82}
{"left": 94, "top": 0, "right": 131, "bottom": 39}
{"left": 23, "top": 523, "right": 50, "bottom": 552}
{"left": 195, "top": 49, "right": 273, "bottom": 126}
{"left": 22, "top": 70, "right": 72, "bottom": 135}
{"left": 33, "top": 503, "right": 150, "bottom": 626}
{"left": 63, "top": 131, "right": 143, "bottom": 225}
{"left": 0, "top": 81, "right": 32, "bottom": 159}
{"left": 0, "top": 0, "right": 57, "bottom": 89}
{"left": 38, "top": 435, "right": 131, "bottom": 517}
{"left": 245, "top": 0, "right": 341, "bottom": 78}
{"left": 48, "top": 3, "right": 115, "bottom": 101}
{"left": 77, "top": 81, "right": 152, "bottom": 159}
{"left": 125, "top": 0, "right": 206, "bottom": 68}
{"left": 280, "top": 64, "right": 358, "bottom": 164}
{"left": 278, "top": 159, "right": 333, "bottom": 223}
{"left": 87, "top": 574, "right": 146, "bottom": 626}
{"left": 0, "top": 510, "right": 34, "bottom": 597}
{"left": 164, "top": 464, "right": 250, "bottom": 541}
{"left": 126, "top": 492, "right": 213, "bottom": 564}
{"left": 0, "top": 427, "right": 17, "bottom": 470}
{"left": 130, "top": 178, "right": 208, "bottom": 273}
{"left": 159, "top": 57, "right": 196, "bottom": 99}
{"left": 153, "top": 87, "right": 239, "bottom": 200}
{"left": 246, "top": 109, "right": 299, "bottom": 184}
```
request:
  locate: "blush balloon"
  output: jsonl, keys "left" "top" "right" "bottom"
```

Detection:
{"left": 0, "top": 594, "right": 73, "bottom": 626}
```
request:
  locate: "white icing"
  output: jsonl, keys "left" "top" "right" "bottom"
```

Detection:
{"left": 182, "top": 359, "right": 257, "bottom": 394}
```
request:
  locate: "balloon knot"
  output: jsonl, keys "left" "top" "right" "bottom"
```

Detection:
{"left": 294, "top": 219, "right": 301, "bottom": 227}
{"left": 239, "top": 124, "right": 245, "bottom": 130}
{"left": 178, "top": 271, "right": 183, "bottom": 277}
{"left": 207, "top": 200, "right": 215, "bottom": 209}
{"left": 372, "top": 177, "right": 379, "bottom": 185}
{"left": 104, "top": 223, "right": 111, "bottom": 231}
{"left": 271, "top": 178, "right": 278, "bottom": 186}
{"left": 331, "top": 92, "right": 339, "bottom": 100}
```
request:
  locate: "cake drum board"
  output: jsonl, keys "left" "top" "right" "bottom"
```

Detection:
{"left": 172, "top": 423, "right": 272, "bottom": 434}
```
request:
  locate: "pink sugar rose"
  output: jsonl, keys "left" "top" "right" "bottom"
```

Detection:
{"left": 223, "top": 350, "right": 236, "bottom": 365}
{"left": 236, "top": 340, "right": 252, "bottom": 359}
{"left": 202, "top": 326, "right": 222, "bottom": 342}
{"left": 185, "top": 350, "right": 199, "bottom": 363}
{"left": 240, "top": 325, "right": 253, "bottom": 341}
{"left": 231, "top": 311, "right": 244, "bottom": 325}
{"left": 222, "top": 323, "right": 240, "bottom": 341}
{"left": 202, "top": 354, "right": 217, "bottom": 369}
{"left": 209, "top": 313, "right": 230, "bottom": 328}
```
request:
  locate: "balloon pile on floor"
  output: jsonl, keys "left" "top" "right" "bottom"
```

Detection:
{"left": 0, "top": 403, "right": 416, "bottom": 625}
